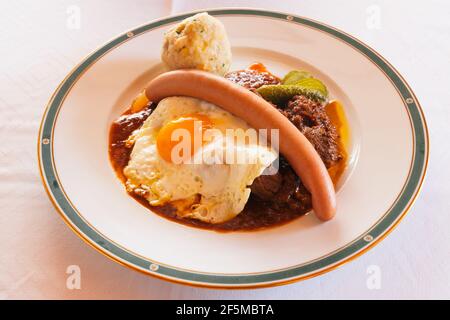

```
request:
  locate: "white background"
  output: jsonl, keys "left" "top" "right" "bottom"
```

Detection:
{"left": 0, "top": 0, "right": 449, "bottom": 299}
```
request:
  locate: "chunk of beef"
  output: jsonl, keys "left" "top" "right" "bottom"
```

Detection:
{"left": 251, "top": 157, "right": 312, "bottom": 213}
{"left": 225, "top": 69, "right": 280, "bottom": 89}
{"left": 280, "top": 95, "right": 342, "bottom": 168}
{"left": 250, "top": 171, "right": 282, "bottom": 199}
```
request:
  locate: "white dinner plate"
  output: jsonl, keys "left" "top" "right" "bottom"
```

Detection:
{"left": 38, "top": 8, "right": 429, "bottom": 288}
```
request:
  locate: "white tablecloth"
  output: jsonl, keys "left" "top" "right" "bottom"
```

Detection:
{"left": 0, "top": 0, "right": 449, "bottom": 299}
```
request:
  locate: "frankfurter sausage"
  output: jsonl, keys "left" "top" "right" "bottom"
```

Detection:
{"left": 145, "top": 70, "right": 336, "bottom": 221}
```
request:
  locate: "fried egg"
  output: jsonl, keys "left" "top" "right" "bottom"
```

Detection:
{"left": 123, "top": 97, "right": 277, "bottom": 224}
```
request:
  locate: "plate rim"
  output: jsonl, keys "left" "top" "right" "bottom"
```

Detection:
{"left": 37, "top": 8, "right": 429, "bottom": 289}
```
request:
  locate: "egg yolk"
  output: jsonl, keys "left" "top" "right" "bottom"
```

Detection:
{"left": 156, "top": 114, "right": 213, "bottom": 163}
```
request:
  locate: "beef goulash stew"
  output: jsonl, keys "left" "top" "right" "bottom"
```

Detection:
{"left": 108, "top": 12, "right": 350, "bottom": 232}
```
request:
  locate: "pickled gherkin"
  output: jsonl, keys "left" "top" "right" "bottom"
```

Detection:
{"left": 281, "top": 70, "right": 313, "bottom": 85}
{"left": 293, "top": 78, "right": 328, "bottom": 97}
{"left": 256, "top": 84, "right": 327, "bottom": 105}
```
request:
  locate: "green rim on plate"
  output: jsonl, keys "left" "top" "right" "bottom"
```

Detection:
{"left": 38, "top": 9, "right": 428, "bottom": 288}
